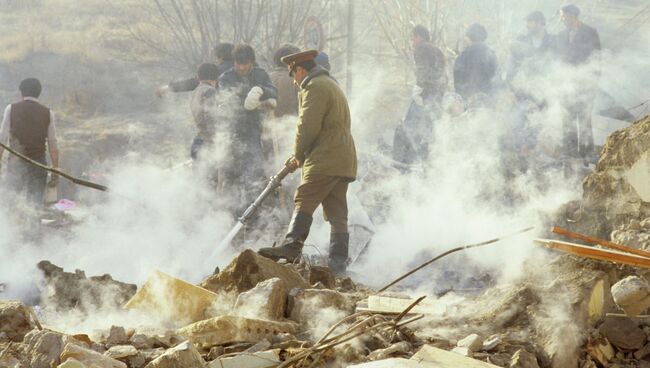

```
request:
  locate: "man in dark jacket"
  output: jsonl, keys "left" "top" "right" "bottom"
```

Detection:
{"left": 393, "top": 25, "right": 446, "bottom": 167}
{"left": 258, "top": 50, "right": 357, "bottom": 274}
{"left": 507, "top": 11, "right": 556, "bottom": 82}
{"left": 156, "top": 43, "right": 234, "bottom": 96}
{"left": 453, "top": 23, "right": 498, "bottom": 100}
{"left": 218, "top": 44, "right": 277, "bottom": 209}
{"left": 556, "top": 4, "right": 601, "bottom": 162}
{"left": 0, "top": 78, "right": 59, "bottom": 206}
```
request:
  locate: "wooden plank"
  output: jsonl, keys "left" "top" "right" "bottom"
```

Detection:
{"left": 552, "top": 227, "right": 650, "bottom": 259}
{"left": 534, "top": 239, "right": 650, "bottom": 269}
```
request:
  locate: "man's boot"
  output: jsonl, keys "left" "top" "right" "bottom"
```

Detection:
{"left": 258, "top": 212, "right": 312, "bottom": 262}
{"left": 328, "top": 233, "right": 349, "bottom": 275}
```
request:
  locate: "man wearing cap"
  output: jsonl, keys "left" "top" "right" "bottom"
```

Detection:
{"left": 218, "top": 44, "right": 277, "bottom": 213}
{"left": 507, "top": 11, "right": 556, "bottom": 82}
{"left": 557, "top": 4, "right": 601, "bottom": 162}
{"left": 453, "top": 23, "right": 498, "bottom": 100}
{"left": 258, "top": 50, "right": 357, "bottom": 274}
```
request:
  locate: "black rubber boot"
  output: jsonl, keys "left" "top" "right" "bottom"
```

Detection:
{"left": 258, "top": 212, "right": 312, "bottom": 262}
{"left": 328, "top": 233, "right": 349, "bottom": 275}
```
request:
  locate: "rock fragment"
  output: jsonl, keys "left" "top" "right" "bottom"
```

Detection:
{"left": 234, "top": 277, "right": 287, "bottom": 320}
{"left": 611, "top": 276, "right": 650, "bottom": 317}
{"left": 143, "top": 341, "right": 205, "bottom": 368}
{"left": 0, "top": 300, "right": 35, "bottom": 342}
{"left": 598, "top": 316, "right": 646, "bottom": 350}
{"left": 509, "top": 349, "right": 540, "bottom": 368}
{"left": 288, "top": 288, "right": 354, "bottom": 325}
{"left": 59, "top": 342, "right": 126, "bottom": 368}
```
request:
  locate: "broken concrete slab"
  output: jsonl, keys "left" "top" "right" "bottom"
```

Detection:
{"left": 410, "top": 345, "right": 499, "bottom": 367}
{"left": 60, "top": 342, "right": 126, "bottom": 368}
{"left": 57, "top": 360, "right": 88, "bottom": 368}
{"left": 598, "top": 316, "right": 646, "bottom": 350}
{"left": 611, "top": 276, "right": 650, "bottom": 317}
{"left": 24, "top": 329, "right": 75, "bottom": 368}
{"left": 143, "top": 341, "right": 205, "bottom": 368}
{"left": 38, "top": 260, "right": 136, "bottom": 312}
{"left": 200, "top": 249, "right": 309, "bottom": 294}
{"left": 0, "top": 300, "right": 35, "bottom": 342}
{"left": 130, "top": 333, "right": 154, "bottom": 350}
{"left": 457, "top": 333, "right": 483, "bottom": 353}
{"left": 176, "top": 315, "right": 296, "bottom": 349}
{"left": 509, "top": 349, "right": 540, "bottom": 368}
{"left": 357, "top": 295, "right": 441, "bottom": 315}
{"left": 234, "top": 277, "right": 287, "bottom": 321}
{"left": 481, "top": 335, "right": 501, "bottom": 351}
{"left": 106, "top": 326, "right": 128, "bottom": 346}
{"left": 125, "top": 270, "right": 218, "bottom": 324}
{"left": 288, "top": 288, "right": 354, "bottom": 325}
{"left": 208, "top": 349, "right": 280, "bottom": 368}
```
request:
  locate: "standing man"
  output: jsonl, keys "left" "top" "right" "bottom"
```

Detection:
{"left": 270, "top": 44, "right": 301, "bottom": 118}
{"left": 156, "top": 43, "right": 234, "bottom": 97}
{"left": 0, "top": 78, "right": 59, "bottom": 205}
{"left": 189, "top": 63, "right": 221, "bottom": 183}
{"left": 453, "top": 23, "right": 498, "bottom": 100}
{"left": 218, "top": 44, "right": 277, "bottom": 210}
{"left": 393, "top": 25, "right": 447, "bottom": 167}
{"left": 556, "top": 4, "right": 601, "bottom": 162}
{"left": 507, "top": 11, "right": 556, "bottom": 82}
{"left": 258, "top": 50, "right": 357, "bottom": 274}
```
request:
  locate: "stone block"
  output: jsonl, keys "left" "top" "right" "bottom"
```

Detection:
{"left": 60, "top": 342, "right": 126, "bottom": 368}
{"left": 0, "top": 300, "right": 35, "bottom": 342}
{"left": 143, "top": 341, "right": 205, "bottom": 368}
{"left": 234, "top": 278, "right": 287, "bottom": 321}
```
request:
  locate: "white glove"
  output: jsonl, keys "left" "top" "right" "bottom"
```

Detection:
{"left": 411, "top": 85, "right": 424, "bottom": 106}
{"left": 244, "top": 86, "right": 264, "bottom": 110}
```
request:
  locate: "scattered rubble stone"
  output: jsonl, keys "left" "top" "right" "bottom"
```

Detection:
{"left": 457, "top": 333, "right": 483, "bottom": 353}
{"left": 234, "top": 277, "right": 287, "bottom": 321}
{"left": 509, "top": 349, "right": 540, "bottom": 368}
{"left": 308, "top": 266, "right": 336, "bottom": 289}
{"left": 106, "top": 326, "right": 128, "bottom": 347}
{"left": 288, "top": 288, "right": 354, "bottom": 325}
{"left": 200, "top": 249, "right": 309, "bottom": 294}
{"left": 130, "top": 334, "right": 154, "bottom": 350}
{"left": 176, "top": 315, "right": 296, "bottom": 349}
{"left": 37, "top": 260, "right": 136, "bottom": 311}
{"left": 57, "top": 359, "right": 87, "bottom": 368}
{"left": 60, "top": 342, "right": 126, "bottom": 368}
{"left": 143, "top": 341, "right": 205, "bottom": 368}
{"left": 208, "top": 349, "right": 280, "bottom": 368}
{"left": 368, "top": 342, "right": 411, "bottom": 361}
{"left": 24, "top": 329, "right": 73, "bottom": 368}
{"left": 481, "top": 335, "right": 501, "bottom": 351}
{"left": 586, "top": 337, "right": 615, "bottom": 366}
{"left": 598, "top": 317, "right": 646, "bottom": 350}
{"left": 0, "top": 300, "right": 35, "bottom": 342}
{"left": 105, "top": 345, "right": 138, "bottom": 359}
{"left": 611, "top": 276, "right": 650, "bottom": 316}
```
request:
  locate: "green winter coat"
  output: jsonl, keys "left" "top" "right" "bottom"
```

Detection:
{"left": 293, "top": 67, "right": 357, "bottom": 180}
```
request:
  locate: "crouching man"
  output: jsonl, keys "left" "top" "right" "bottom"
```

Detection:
{"left": 258, "top": 50, "right": 357, "bottom": 275}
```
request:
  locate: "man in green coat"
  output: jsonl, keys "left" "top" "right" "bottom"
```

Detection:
{"left": 258, "top": 50, "right": 357, "bottom": 274}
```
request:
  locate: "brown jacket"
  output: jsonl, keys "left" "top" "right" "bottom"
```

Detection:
{"left": 294, "top": 67, "right": 357, "bottom": 180}
{"left": 270, "top": 67, "right": 298, "bottom": 117}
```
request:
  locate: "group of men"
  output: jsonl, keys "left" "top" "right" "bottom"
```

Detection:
{"left": 394, "top": 4, "right": 602, "bottom": 169}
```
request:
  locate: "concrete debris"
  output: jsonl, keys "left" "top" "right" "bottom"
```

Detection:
{"left": 457, "top": 333, "right": 483, "bottom": 353}
{"left": 208, "top": 349, "right": 280, "bottom": 368}
{"left": 143, "top": 341, "right": 205, "bottom": 368}
{"left": 411, "top": 345, "right": 500, "bottom": 367}
{"left": 129, "top": 334, "right": 154, "bottom": 350}
{"left": 357, "top": 295, "right": 440, "bottom": 315}
{"left": 611, "top": 275, "right": 650, "bottom": 316}
{"left": 57, "top": 360, "right": 87, "bottom": 368}
{"left": 308, "top": 266, "right": 336, "bottom": 289}
{"left": 125, "top": 270, "right": 218, "bottom": 324}
{"left": 451, "top": 346, "right": 472, "bottom": 357}
{"left": 368, "top": 342, "right": 411, "bottom": 361}
{"left": 60, "top": 342, "right": 126, "bottom": 368}
{"left": 586, "top": 337, "right": 615, "bottom": 366}
{"left": 176, "top": 315, "right": 296, "bottom": 349}
{"left": 348, "top": 358, "right": 436, "bottom": 367}
{"left": 481, "top": 335, "right": 501, "bottom": 351}
{"left": 200, "top": 249, "right": 309, "bottom": 294}
{"left": 234, "top": 277, "right": 287, "bottom": 321}
{"left": 509, "top": 349, "right": 540, "bottom": 368}
{"left": 288, "top": 288, "right": 354, "bottom": 325}
{"left": 104, "top": 345, "right": 138, "bottom": 359}
{"left": 106, "top": 326, "right": 129, "bottom": 347}
{"left": 0, "top": 300, "right": 35, "bottom": 342}
{"left": 23, "top": 329, "right": 74, "bottom": 368}
{"left": 38, "top": 260, "right": 136, "bottom": 311}
{"left": 598, "top": 316, "right": 646, "bottom": 350}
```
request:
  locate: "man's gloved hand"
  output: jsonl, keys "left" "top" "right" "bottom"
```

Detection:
{"left": 48, "top": 171, "right": 59, "bottom": 188}
{"left": 155, "top": 85, "right": 170, "bottom": 98}
{"left": 244, "top": 86, "right": 264, "bottom": 110}
{"left": 260, "top": 98, "right": 277, "bottom": 110}
{"left": 285, "top": 156, "right": 302, "bottom": 173}
{"left": 411, "top": 85, "right": 424, "bottom": 106}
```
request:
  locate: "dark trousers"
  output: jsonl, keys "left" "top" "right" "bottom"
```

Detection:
{"left": 7, "top": 156, "right": 47, "bottom": 206}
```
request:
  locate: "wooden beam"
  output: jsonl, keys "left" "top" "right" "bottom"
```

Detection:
{"left": 552, "top": 227, "right": 650, "bottom": 259}
{"left": 534, "top": 239, "right": 650, "bottom": 269}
